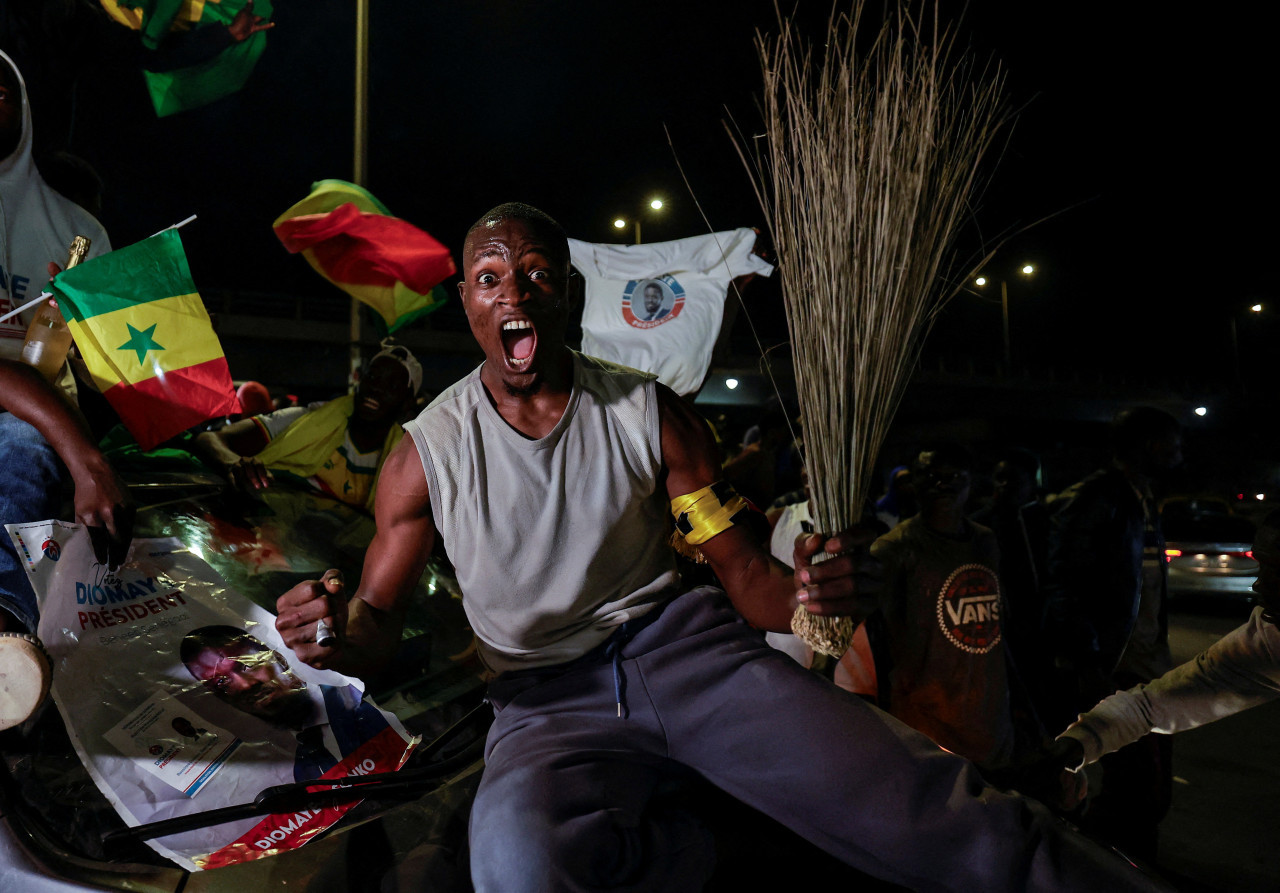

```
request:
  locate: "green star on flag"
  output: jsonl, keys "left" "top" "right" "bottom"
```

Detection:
{"left": 117, "top": 322, "right": 166, "bottom": 363}
{"left": 49, "top": 227, "right": 239, "bottom": 451}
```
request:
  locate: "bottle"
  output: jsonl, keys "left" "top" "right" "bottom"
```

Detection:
{"left": 21, "top": 235, "right": 90, "bottom": 382}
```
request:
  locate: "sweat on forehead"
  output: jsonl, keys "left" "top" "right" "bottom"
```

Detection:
{"left": 464, "top": 202, "right": 568, "bottom": 261}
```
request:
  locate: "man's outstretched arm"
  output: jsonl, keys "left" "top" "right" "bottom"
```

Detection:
{"left": 0, "top": 358, "right": 133, "bottom": 568}
{"left": 657, "top": 384, "right": 879, "bottom": 633}
{"left": 275, "top": 435, "right": 435, "bottom": 677}
{"left": 192, "top": 417, "right": 274, "bottom": 492}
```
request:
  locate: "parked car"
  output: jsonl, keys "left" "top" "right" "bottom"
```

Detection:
{"left": 0, "top": 474, "right": 885, "bottom": 891}
{"left": 1160, "top": 496, "right": 1260, "bottom": 603}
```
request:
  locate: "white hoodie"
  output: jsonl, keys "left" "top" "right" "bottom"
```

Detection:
{"left": 0, "top": 49, "right": 111, "bottom": 363}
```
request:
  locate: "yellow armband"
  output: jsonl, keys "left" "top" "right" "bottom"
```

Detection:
{"left": 669, "top": 482, "right": 753, "bottom": 564}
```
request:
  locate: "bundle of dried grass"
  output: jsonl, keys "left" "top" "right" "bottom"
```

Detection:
{"left": 733, "top": 2, "right": 1011, "bottom": 656}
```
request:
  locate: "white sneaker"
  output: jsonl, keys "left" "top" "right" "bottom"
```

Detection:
{"left": 0, "top": 632, "right": 52, "bottom": 731}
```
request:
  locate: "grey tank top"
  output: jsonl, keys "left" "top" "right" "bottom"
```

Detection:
{"left": 403, "top": 352, "right": 680, "bottom": 673}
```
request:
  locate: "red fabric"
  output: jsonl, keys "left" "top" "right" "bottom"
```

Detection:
{"left": 103, "top": 357, "right": 240, "bottom": 450}
{"left": 200, "top": 725, "right": 413, "bottom": 869}
{"left": 273, "top": 203, "right": 456, "bottom": 292}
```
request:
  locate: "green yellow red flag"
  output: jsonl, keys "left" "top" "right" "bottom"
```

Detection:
{"left": 272, "top": 180, "right": 455, "bottom": 335}
{"left": 99, "top": 0, "right": 273, "bottom": 117}
{"left": 51, "top": 228, "right": 239, "bottom": 450}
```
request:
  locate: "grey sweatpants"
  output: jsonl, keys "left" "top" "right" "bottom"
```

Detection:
{"left": 470, "top": 587, "right": 1169, "bottom": 892}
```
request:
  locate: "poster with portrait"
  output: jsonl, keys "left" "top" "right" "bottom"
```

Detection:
{"left": 4, "top": 520, "right": 419, "bottom": 871}
{"left": 568, "top": 228, "right": 774, "bottom": 395}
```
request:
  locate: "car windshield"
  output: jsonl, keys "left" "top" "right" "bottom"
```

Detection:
{"left": 1162, "top": 506, "right": 1256, "bottom": 544}
{"left": 0, "top": 474, "right": 487, "bottom": 891}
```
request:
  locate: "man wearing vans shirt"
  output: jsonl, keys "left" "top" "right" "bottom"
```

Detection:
{"left": 869, "top": 443, "right": 1017, "bottom": 772}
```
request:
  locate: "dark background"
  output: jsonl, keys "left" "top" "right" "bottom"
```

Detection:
{"left": 4, "top": 0, "right": 1278, "bottom": 494}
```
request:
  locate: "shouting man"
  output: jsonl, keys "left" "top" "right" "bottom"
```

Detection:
{"left": 274, "top": 203, "right": 1167, "bottom": 892}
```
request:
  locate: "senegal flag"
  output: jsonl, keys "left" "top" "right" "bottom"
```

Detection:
{"left": 51, "top": 229, "right": 239, "bottom": 451}
{"left": 99, "top": 0, "right": 273, "bottom": 117}
{"left": 273, "top": 180, "right": 455, "bottom": 335}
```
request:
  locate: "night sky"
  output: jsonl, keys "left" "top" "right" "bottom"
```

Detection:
{"left": 4, "top": 1, "right": 1278, "bottom": 387}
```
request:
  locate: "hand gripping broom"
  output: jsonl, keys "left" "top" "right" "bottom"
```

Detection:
{"left": 733, "top": 2, "right": 1012, "bottom": 656}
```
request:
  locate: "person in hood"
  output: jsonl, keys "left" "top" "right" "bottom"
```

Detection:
{"left": 0, "top": 51, "right": 131, "bottom": 733}
{"left": 1, "top": 50, "right": 110, "bottom": 363}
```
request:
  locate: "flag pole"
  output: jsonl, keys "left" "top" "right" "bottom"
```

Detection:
{"left": 150, "top": 214, "right": 198, "bottom": 237}
{"left": 0, "top": 216, "right": 198, "bottom": 323}
{"left": 349, "top": 0, "right": 371, "bottom": 386}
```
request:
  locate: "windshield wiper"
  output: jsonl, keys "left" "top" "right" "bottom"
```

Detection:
{"left": 103, "top": 700, "right": 490, "bottom": 847}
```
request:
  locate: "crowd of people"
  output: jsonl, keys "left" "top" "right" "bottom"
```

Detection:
{"left": 3, "top": 41, "right": 1279, "bottom": 892}
{"left": 738, "top": 400, "right": 1280, "bottom": 875}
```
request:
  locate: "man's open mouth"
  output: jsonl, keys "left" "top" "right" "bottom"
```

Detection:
{"left": 501, "top": 319, "right": 537, "bottom": 369}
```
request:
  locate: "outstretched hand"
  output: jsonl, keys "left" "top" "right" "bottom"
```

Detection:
{"left": 73, "top": 457, "right": 134, "bottom": 570}
{"left": 224, "top": 455, "right": 273, "bottom": 493}
{"left": 792, "top": 525, "right": 882, "bottom": 621}
{"left": 229, "top": 0, "right": 275, "bottom": 42}
{"left": 985, "top": 737, "right": 1088, "bottom": 813}
{"left": 276, "top": 569, "right": 346, "bottom": 669}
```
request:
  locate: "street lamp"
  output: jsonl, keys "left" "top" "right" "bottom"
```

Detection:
{"left": 1228, "top": 301, "right": 1264, "bottom": 393}
{"left": 614, "top": 198, "right": 665, "bottom": 244}
{"left": 973, "top": 263, "right": 1034, "bottom": 368}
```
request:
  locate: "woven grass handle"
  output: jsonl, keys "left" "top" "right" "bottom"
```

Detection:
{"left": 791, "top": 547, "right": 857, "bottom": 657}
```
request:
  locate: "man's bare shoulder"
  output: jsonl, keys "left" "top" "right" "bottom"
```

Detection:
{"left": 655, "top": 382, "right": 709, "bottom": 441}
{"left": 656, "top": 383, "right": 721, "bottom": 496}
{"left": 380, "top": 434, "right": 430, "bottom": 502}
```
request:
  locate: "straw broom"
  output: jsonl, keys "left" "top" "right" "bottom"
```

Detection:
{"left": 732, "top": 2, "right": 1011, "bottom": 656}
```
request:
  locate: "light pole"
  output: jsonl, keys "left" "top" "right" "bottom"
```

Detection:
{"left": 350, "top": 0, "right": 371, "bottom": 382}
{"left": 613, "top": 198, "right": 665, "bottom": 244}
{"left": 974, "top": 263, "right": 1034, "bottom": 369}
{"left": 1228, "top": 302, "right": 1264, "bottom": 393}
